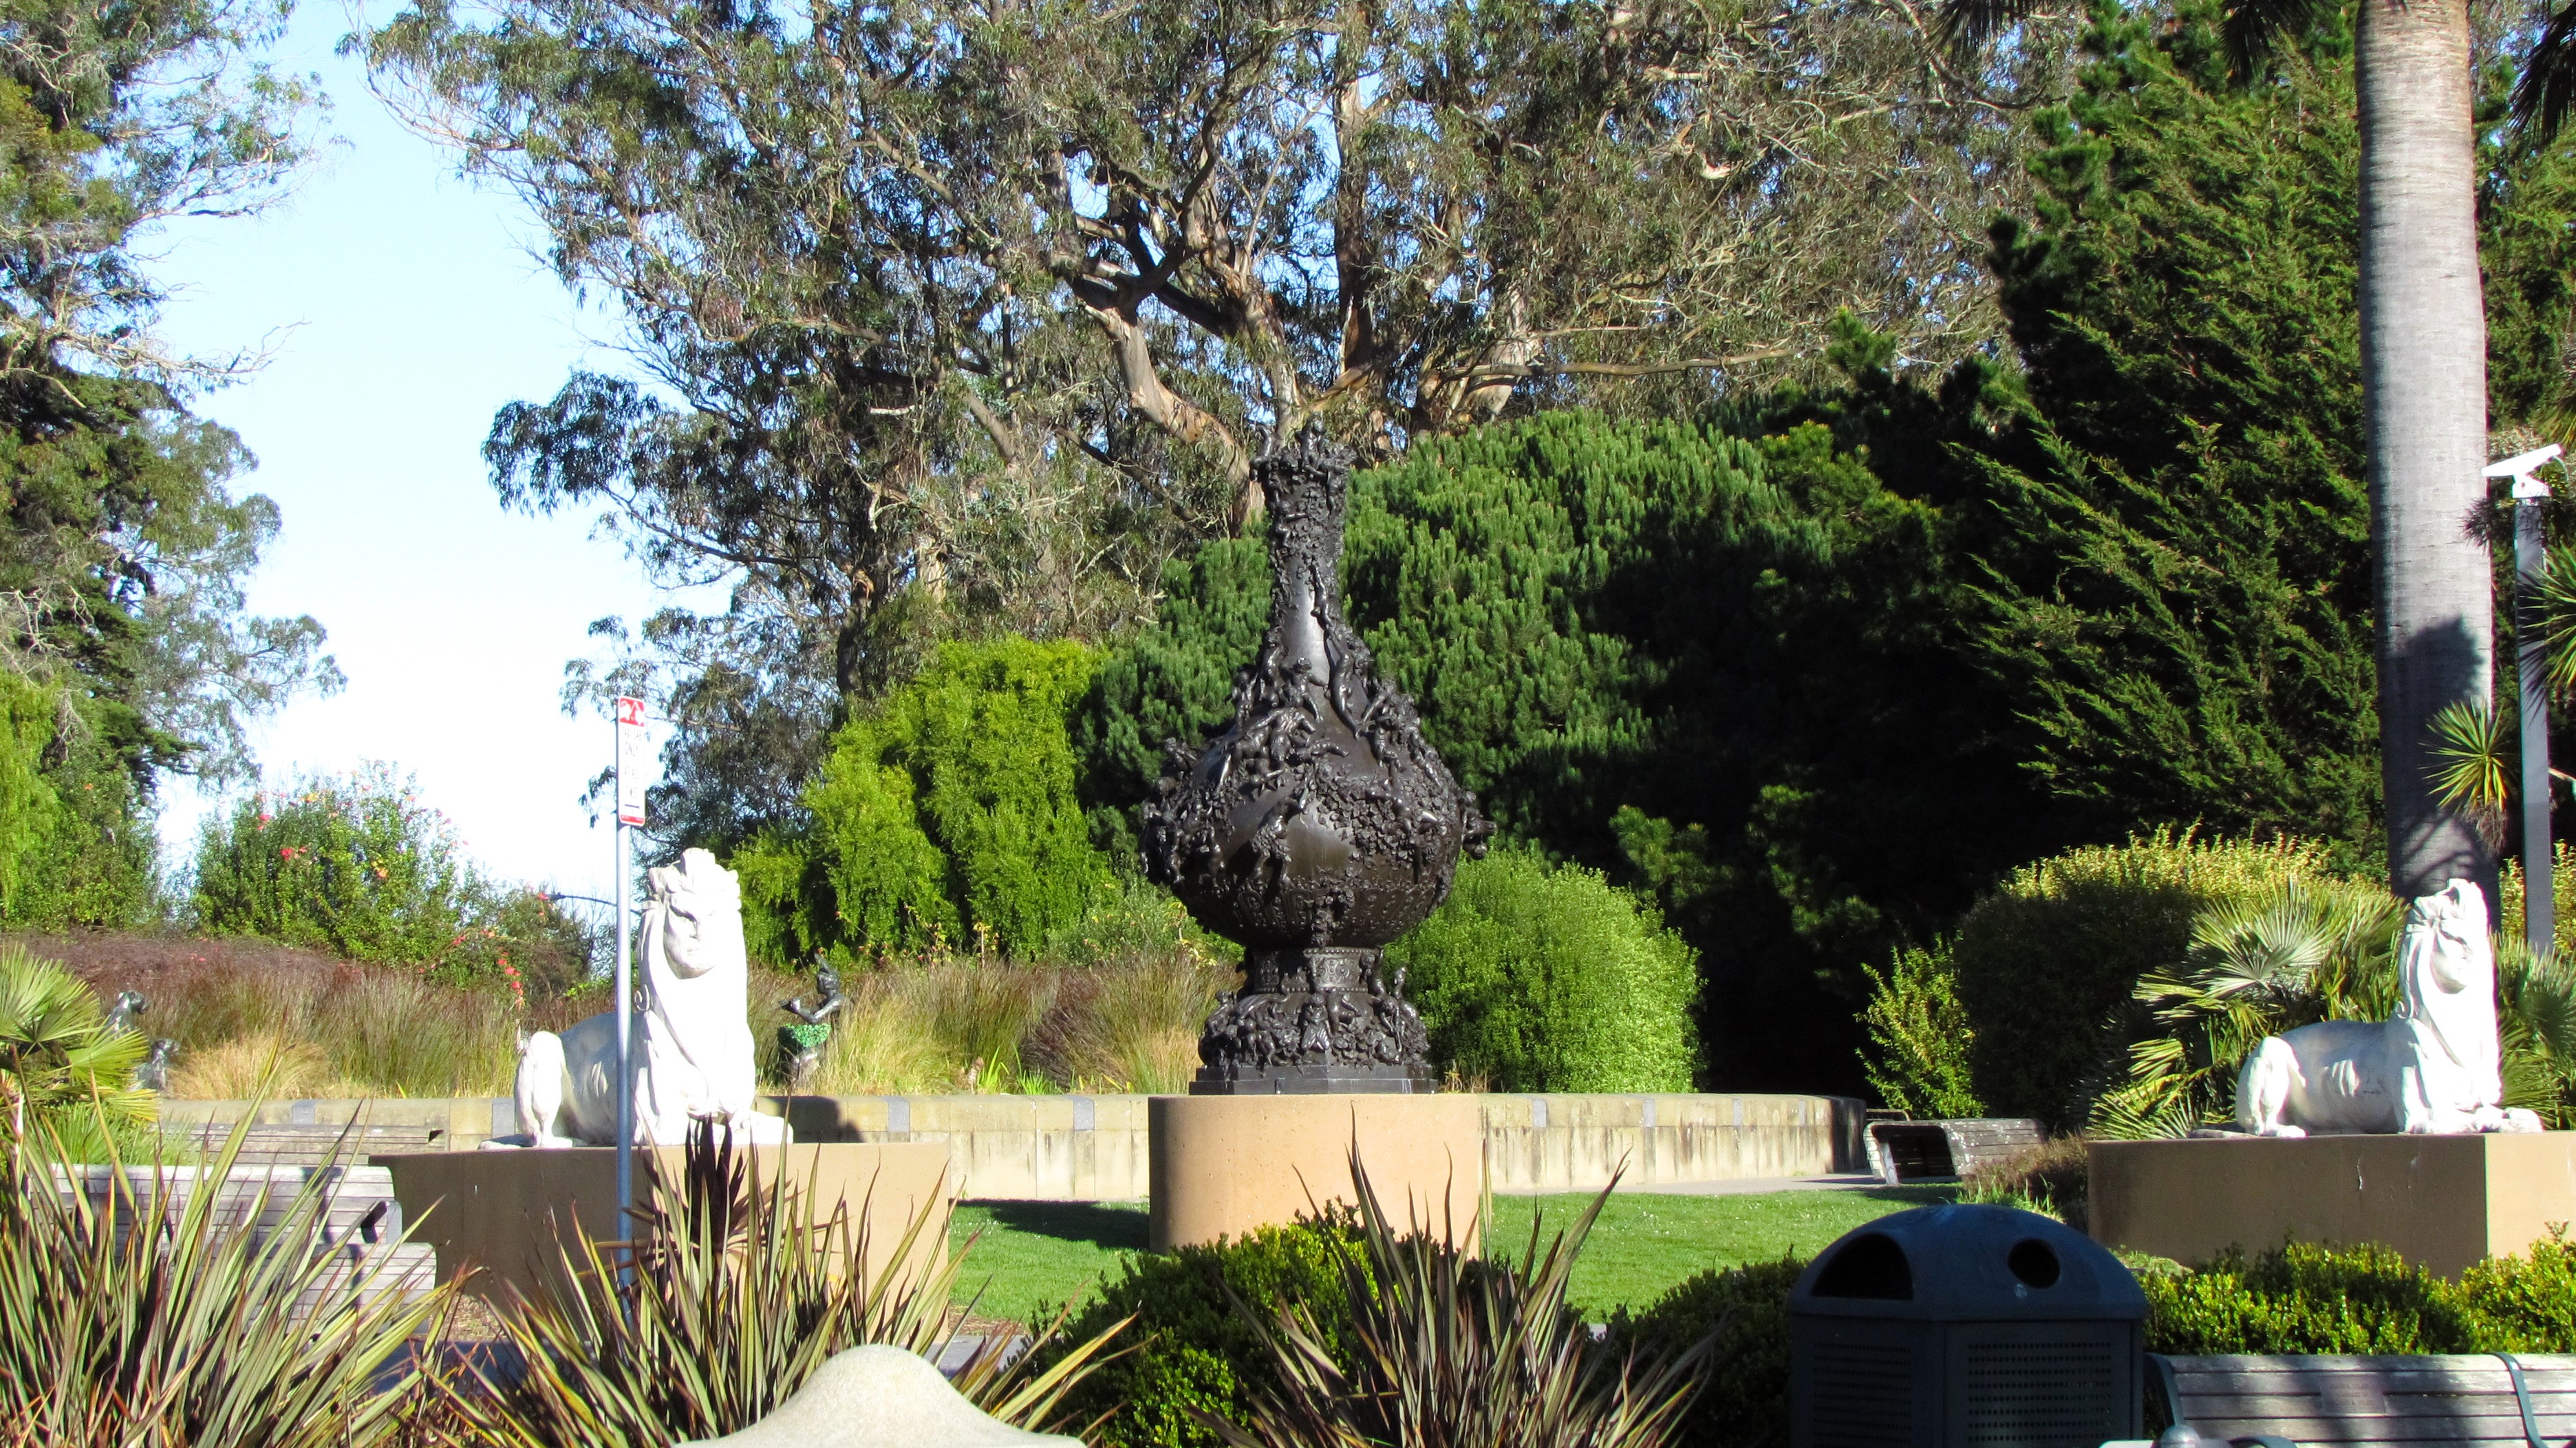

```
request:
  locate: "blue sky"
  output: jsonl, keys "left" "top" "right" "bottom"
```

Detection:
{"left": 146, "top": 1, "right": 683, "bottom": 902}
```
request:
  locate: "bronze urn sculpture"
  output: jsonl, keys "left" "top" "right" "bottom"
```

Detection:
{"left": 1143, "top": 428, "right": 1492, "bottom": 1093}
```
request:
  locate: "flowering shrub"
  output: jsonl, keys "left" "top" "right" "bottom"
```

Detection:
{"left": 187, "top": 766, "right": 594, "bottom": 988}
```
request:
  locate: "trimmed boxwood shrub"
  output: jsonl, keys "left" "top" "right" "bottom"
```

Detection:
{"left": 1388, "top": 846, "right": 1701, "bottom": 1091}
{"left": 2142, "top": 1244, "right": 2484, "bottom": 1354}
{"left": 1606, "top": 1257, "right": 1803, "bottom": 1448}
{"left": 1028, "top": 1212, "right": 1366, "bottom": 1448}
{"left": 2147, "top": 1235, "right": 2576, "bottom": 1354}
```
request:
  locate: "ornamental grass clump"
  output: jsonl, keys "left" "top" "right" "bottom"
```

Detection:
{"left": 439, "top": 1119, "right": 1125, "bottom": 1447}
{"left": 1212, "top": 1158, "right": 1712, "bottom": 1448}
{"left": 0, "top": 1114, "right": 459, "bottom": 1447}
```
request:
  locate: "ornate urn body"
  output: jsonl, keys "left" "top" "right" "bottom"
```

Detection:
{"left": 1143, "top": 429, "right": 1491, "bottom": 1093}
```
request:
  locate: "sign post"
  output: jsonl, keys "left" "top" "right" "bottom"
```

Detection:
{"left": 2489, "top": 445, "right": 2563, "bottom": 959}
{"left": 613, "top": 696, "right": 648, "bottom": 1229}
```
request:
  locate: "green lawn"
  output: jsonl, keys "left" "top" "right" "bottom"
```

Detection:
{"left": 1489, "top": 1186, "right": 1954, "bottom": 1316}
{"left": 946, "top": 1187, "right": 1953, "bottom": 1324}
{"left": 949, "top": 1200, "right": 1152, "bottom": 1322}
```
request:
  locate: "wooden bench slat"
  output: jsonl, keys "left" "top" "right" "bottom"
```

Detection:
{"left": 2174, "top": 1412, "right": 2555, "bottom": 1432}
{"left": 2177, "top": 1355, "right": 2576, "bottom": 1370}
{"left": 2166, "top": 1351, "right": 2576, "bottom": 1448}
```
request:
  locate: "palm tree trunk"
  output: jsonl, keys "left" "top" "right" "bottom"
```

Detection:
{"left": 2361, "top": 0, "right": 2494, "bottom": 899}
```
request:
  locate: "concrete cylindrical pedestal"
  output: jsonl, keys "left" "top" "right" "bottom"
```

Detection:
{"left": 1148, "top": 1094, "right": 1483, "bottom": 1251}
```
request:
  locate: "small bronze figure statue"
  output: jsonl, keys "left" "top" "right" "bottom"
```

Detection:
{"left": 103, "top": 990, "right": 144, "bottom": 1037}
{"left": 135, "top": 1039, "right": 178, "bottom": 1094}
{"left": 777, "top": 961, "right": 849, "bottom": 1091}
{"left": 1144, "top": 428, "right": 1492, "bottom": 1093}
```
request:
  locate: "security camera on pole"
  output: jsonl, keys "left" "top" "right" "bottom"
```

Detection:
{"left": 613, "top": 695, "right": 649, "bottom": 1226}
{"left": 2487, "top": 445, "right": 2562, "bottom": 959}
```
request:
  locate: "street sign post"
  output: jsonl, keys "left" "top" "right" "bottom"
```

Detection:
{"left": 2489, "top": 445, "right": 2562, "bottom": 959}
{"left": 612, "top": 696, "right": 646, "bottom": 1230}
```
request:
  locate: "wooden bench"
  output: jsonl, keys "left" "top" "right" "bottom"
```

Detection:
{"left": 2154, "top": 1353, "right": 2576, "bottom": 1448}
{"left": 1862, "top": 1117, "right": 2045, "bottom": 1184}
{"left": 164, "top": 1121, "right": 447, "bottom": 1167}
{"left": 59, "top": 1163, "right": 436, "bottom": 1319}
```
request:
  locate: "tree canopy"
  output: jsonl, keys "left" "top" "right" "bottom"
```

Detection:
{"left": 362, "top": 0, "right": 2065, "bottom": 847}
{"left": 0, "top": 0, "right": 337, "bottom": 921}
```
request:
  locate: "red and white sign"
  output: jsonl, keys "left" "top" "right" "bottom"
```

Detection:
{"left": 615, "top": 696, "right": 649, "bottom": 827}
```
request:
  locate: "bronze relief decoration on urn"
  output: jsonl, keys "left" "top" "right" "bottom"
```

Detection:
{"left": 1143, "top": 427, "right": 1493, "bottom": 1094}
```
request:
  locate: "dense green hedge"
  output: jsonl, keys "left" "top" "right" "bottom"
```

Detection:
{"left": 1607, "top": 1235, "right": 2576, "bottom": 1448}
{"left": 1946, "top": 831, "right": 2357, "bottom": 1127}
{"left": 1606, "top": 1257, "right": 1803, "bottom": 1448}
{"left": 1029, "top": 1214, "right": 1364, "bottom": 1448}
{"left": 2146, "top": 1239, "right": 2576, "bottom": 1354}
{"left": 0, "top": 670, "right": 158, "bottom": 930}
{"left": 1388, "top": 847, "right": 1700, "bottom": 1091}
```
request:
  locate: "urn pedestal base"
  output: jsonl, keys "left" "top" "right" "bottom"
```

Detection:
{"left": 1190, "top": 1061, "right": 1430, "bottom": 1094}
{"left": 1190, "top": 948, "right": 1435, "bottom": 1094}
{"left": 1148, "top": 1093, "right": 1483, "bottom": 1250}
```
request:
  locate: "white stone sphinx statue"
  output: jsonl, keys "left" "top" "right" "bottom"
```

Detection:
{"left": 488, "top": 847, "right": 790, "bottom": 1149}
{"left": 2237, "top": 877, "right": 2543, "bottom": 1137}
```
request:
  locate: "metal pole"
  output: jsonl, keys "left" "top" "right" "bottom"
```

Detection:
{"left": 614, "top": 786, "right": 634, "bottom": 1231}
{"left": 2521, "top": 488, "right": 2556, "bottom": 958}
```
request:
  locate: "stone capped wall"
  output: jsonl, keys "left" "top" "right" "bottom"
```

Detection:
{"left": 158, "top": 1091, "right": 1867, "bottom": 1200}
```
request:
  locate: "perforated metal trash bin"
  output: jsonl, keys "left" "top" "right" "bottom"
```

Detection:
{"left": 1790, "top": 1203, "right": 2147, "bottom": 1448}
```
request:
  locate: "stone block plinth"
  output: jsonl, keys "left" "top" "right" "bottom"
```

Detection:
{"left": 2089, "top": 1131, "right": 2576, "bottom": 1277}
{"left": 378, "top": 1142, "right": 952, "bottom": 1303}
{"left": 1148, "top": 1094, "right": 1482, "bottom": 1251}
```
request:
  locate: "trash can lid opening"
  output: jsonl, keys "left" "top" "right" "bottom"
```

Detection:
{"left": 1811, "top": 1231, "right": 1913, "bottom": 1299}
{"left": 2008, "top": 1237, "right": 2061, "bottom": 1289}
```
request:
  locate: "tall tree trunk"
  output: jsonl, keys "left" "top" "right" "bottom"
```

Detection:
{"left": 2361, "top": 0, "right": 2494, "bottom": 899}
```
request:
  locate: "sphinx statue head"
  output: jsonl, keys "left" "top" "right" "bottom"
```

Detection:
{"left": 647, "top": 847, "right": 746, "bottom": 981}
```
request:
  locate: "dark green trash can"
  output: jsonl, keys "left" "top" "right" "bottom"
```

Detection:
{"left": 1790, "top": 1203, "right": 2146, "bottom": 1448}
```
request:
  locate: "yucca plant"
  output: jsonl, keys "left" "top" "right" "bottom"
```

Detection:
{"left": 2427, "top": 699, "right": 2513, "bottom": 851}
{"left": 1208, "top": 1156, "right": 1711, "bottom": 1448}
{"left": 0, "top": 1107, "right": 460, "bottom": 1447}
{"left": 441, "top": 1119, "right": 1126, "bottom": 1447}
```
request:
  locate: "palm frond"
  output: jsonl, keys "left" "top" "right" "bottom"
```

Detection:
{"left": 2094, "top": 879, "right": 2400, "bottom": 1138}
{"left": 1933, "top": 0, "right": 2049, "bottom": 55}
{"left": 2536, "top": 546, "right": 2576, "bottom": 701}
{"left": 2515, "top": 1, "right": 2576, "bottom": 146}
{"left": 2218, "top": 0, "right": 2334, "bottom": 78}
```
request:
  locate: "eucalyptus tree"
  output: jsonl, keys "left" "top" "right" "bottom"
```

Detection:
{"left": 0, "top": 0, "right": 337, "bottom": 793}
{"left": 1946, "top": 0, "right": 2493, "bottom": 899}
{"left": 363, "top": 0, "right": 2053, "bottom": 844}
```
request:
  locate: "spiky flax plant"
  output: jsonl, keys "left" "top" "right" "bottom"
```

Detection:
{"left": 439, "top": 1118, "right": 1126, "bottom": 1447}
{"left": 1209, "top": 1154, "right": 1712, "bottom": 1448}
{"left": 0, "top": 1109, "right": 460, "bottom": 1447}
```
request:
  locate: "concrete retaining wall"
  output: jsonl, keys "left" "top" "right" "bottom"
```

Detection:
{"left": 160, "top": 1091, "right": 1865, "bottom": 1200}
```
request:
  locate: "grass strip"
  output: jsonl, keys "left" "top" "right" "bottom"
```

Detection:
{"left": 945, "top": 1187, "right": 1955, "bottom": 1323}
